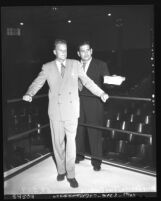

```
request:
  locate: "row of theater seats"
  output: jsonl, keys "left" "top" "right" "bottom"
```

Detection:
{"left": 118, "top": 101, "right": 152, "bottom": 116}
{"left": 5, "top": 106, "right": 47, "bottom": 170}
{"left": 8, "top": 106, "right": 41, "bottom": 136}
{"left": 103, "top": 101, "right": 154, "bottom": 166}
{"left": 107, "top": 114, "right": 152, "bottom": 134}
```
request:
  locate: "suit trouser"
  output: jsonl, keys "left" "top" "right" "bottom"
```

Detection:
{"left": 49, "top": 118, "right": 78, "bottom": 179}
{"left": 76, "top": 96, "right": 104, "bottom": 166}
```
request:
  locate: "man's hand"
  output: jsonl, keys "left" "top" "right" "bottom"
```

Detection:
{"left": 22, "top": 94, "right": 32, "bottom": 102}
{"left": 100, "top": 93, "right": 109, "bottom": 102}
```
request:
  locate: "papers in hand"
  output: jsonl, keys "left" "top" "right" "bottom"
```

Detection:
{"left": 104, "top": 75, "right": 126, "bottom": 85}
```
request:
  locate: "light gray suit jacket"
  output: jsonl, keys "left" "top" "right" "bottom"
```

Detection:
{"left": 25, "top": 59, "right": 105, "bottom": 121}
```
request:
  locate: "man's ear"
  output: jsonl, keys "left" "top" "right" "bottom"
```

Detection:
{"left": 91, "top": 48, "right": 93, "bottom": 55}
{"left": 77, "top": 51, "right": 80, "bottom": 58}
{"left": 53, "top": 50, "right": 56, "bottom": 55}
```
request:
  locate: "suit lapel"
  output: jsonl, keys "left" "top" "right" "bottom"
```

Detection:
{"left": 53, "top": 60, "right": 62, "bottom": 79}
{"left": 86, "top": 59, "right": 95, "bottom": 76}
{"left": 62, "top": 59, "right": 69, "bottom": 80}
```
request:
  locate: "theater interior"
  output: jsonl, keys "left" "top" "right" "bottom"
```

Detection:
{"left": 2, "top": 5, "right": 156, "bottom": 197}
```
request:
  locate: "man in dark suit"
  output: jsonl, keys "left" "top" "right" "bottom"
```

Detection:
{"left": 76, "top": 41, "right": 110, "bottom": 171}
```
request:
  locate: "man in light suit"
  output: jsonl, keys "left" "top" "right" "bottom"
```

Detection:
{"left": 22, "top": 39, "right": 109, "bottom": 188}
{"left": 76, "top": 41, "right": 110, "bottom": 171}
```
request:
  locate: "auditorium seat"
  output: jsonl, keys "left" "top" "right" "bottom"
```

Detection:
{"left": 123, "top": 107, "right": 129, "bottom": 115}
{"left": 129, "top": 143, "right": 153, "bottom": 165}
{"left": 13, "top": 114, "right": 19, "bottom": 134}
{"left": 122, "top": 106, "right": 132, "bottom": 116}
{"left": 135, "top": 108, "right": 141, "bottom": 116}
{"left": 116, "top": 120, "right": 137, "bottom": 158}
{"left": 106, "top": 119, "right": 116, "bottom": 140}
{"left": 32, "top": 107, "right": 39, "bottom": 124}
{"left": 126, "top": 141, "right": 138, "bottom": 158}
{"left": 129, "top": 101, "right": 138, "bottom": 113}
{"left": 144, "top": 115, "right": 152, "bottom": 125}
{"left": 135, "top": 122, "right": 144, "bottom": 133}
{"left": 8, "top": 109, "right": 16, "bottom": 136}
{"left": 106, "top": 120, "right": 129, "bottom": 157}
{"left": 137, "top": 143, "right": 148, "bottom": 158}
{"left": 141, "top": 103, "right": 152, "bottom": 116}
{"left": 105, "top": 118, "right": 119, "bottom": 154}
{"left": 114, "top": 121, "right": 129, "bottom": 140}
{"left": 143, "top": 124, "right": 151, "bottom": 134}
{"left": 27, "top": 113, "right": 33, "bottom": 129}
{"left": 19, "top": 108, "right": 28, "bottom": 132}
{"left": 110, "top": 119, "right": 122, "bottom": 130}
{"left": 115, "top": 140, "right": 128, "bottom": 156}
{"left": 126, "top": 113, "right": 143, "bottom": 124}
{"left": 124, "top": 122, "right": 142, "bottom": 158}
{"left": 115, "top": 112, "right": 122, "bottom": 121}
{"left": 106, "top": 119, "right": 111, "bottom": 128}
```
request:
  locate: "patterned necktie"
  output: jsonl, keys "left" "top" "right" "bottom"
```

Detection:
{"left": 61, "top": 63, "right": 65, "bottom": 78}
{"left": 78, "top": 62, "right": 86, "bottom": 91}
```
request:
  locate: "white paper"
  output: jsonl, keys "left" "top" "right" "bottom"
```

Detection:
{"left": 104, "top": 75, "right": 126, "bottom": 85}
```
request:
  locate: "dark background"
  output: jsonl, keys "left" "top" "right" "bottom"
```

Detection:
{"left": 2, "top": 5, "right": 153, "bottom": 99}
{"left": 2, "top": 4, "right": 157, "bottom": 176}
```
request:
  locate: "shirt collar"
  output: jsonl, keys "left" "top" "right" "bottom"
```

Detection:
{"left": 81, "top": 57, "right": 92, "bottom": 67}
{"left": 56, "top": 59, "right": 66, "bottom": 67}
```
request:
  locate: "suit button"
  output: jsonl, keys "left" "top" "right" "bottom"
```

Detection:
{"left": 70, "top": 101, "right": 72, "bottom": 103}
{"left": 69, "top": 92, "right": 71, "bottom": 94}
{"left": 58, "top": 93, "right": 61, "bottom": 96}
{"left": 58, "top": 102, "right": 60, "bottom": 104}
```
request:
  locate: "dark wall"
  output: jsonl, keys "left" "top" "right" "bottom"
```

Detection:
{"left": 2, "top": 5, "right": 153, "bottom": 99}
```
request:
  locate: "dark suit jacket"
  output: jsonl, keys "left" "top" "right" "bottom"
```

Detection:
{"left": 78, "top": 58, "right": 110, "bottom": 125}
{"left": 80, "top": 58, "right": 110, "bottom": 97}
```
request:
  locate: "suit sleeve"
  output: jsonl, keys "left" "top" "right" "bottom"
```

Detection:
{"left": 77, "top": 61, "right": 105, "bottom": 97}
{"left": 25, "top": 65, "right": 47, "bottom": 97}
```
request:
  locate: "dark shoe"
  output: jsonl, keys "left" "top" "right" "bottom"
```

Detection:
{"left": 75, "top": 158, "right": 80, "bottom": 164}
{"left": 93, "top": 166, "right": 101, "bottom": 171}
{"left": 57, "top": 173, "right": 66, "bottom": 181}
{"left": 91, "top": 158, "right": 102, "bottom": 167}
{"left": 75, "top": 155, "right": 85, "bottom": 164}
{"left": 67, "top": 178, "right": 79, "bottom": 188}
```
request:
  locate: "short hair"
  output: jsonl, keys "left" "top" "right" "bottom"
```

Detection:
{"left": 78, "top": 41, "right": 92, "bottom": 51}
{"left": 54, "top": 39, "right": 67, "bottom": 49}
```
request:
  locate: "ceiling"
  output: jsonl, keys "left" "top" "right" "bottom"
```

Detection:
{"left": 3, "top": 5, "right": 153, "bottom": 26}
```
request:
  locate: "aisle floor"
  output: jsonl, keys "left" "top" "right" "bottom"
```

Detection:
{"left": 4, "top": 155, "right": 156, "bottom": 194}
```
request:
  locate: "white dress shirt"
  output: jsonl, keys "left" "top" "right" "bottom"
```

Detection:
{"left": 81, "top": 58, "right": 92, "bottom": 74}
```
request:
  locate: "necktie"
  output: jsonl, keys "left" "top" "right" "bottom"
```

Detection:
{"left": 82, "top": 62, "right": 86, "bottom": 71}
{"left": 78, "top": 63, "right": 86, "bottom": 91}
{"left": 61, "top": 63, "right": 65, "bottom": 78}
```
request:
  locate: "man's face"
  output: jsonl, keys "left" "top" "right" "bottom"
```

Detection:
{"left": 54, "top": 43, "right": 67, "bottom": 62}
{"left": 78, "top": 44, "right": 93, "bottom": 62}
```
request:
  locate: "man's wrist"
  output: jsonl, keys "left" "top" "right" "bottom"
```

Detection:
{"left": 100, "top": 92, "right": 105, "bottom": 97}
{"left": 26, "top": 94, "right": 32, "bottom": 98}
